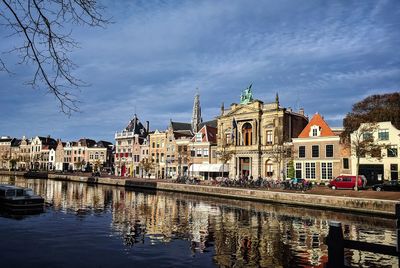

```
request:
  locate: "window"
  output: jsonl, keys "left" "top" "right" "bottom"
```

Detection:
{"left": 266, "top": 130, "right": 273, "bottom": 145}
{"left": 312, "top": 145, "right": 319, "bottom": 158}
{"left": 387, "top": 146, "right": 398, "bottom": 157}
{"left": 242, "top": 123, "right": 252, "bottom": 146}
{"left": 321, "top": 162, "right": 333, "bottom": 180}
{"left": 266, "top": 162, "right": 273, "bottom": 177}
{"left": 196, "top": 149, "right": 202, "bottom": 157}
{"left": 195, "top": 133, "right": 202, "bottom": 142}
{"left": 310, "top": 126, "right": 320, "bottom": 137}
{"left": 363, "top": 132, "right": 373, "bottom": 141}
{"left": 378, "top": 129, "right": 389, "bottom": 140}
{"left": 343, "top": 158, "right": 349, "bottom": 169}
{"left": 128, "top": 140, "right": 132, "bottom": 144}
{"left": 295, "top": 163, "right": 302, "bottom": 178}
{"left": 152, "top": 142, "right": 155, "bottom": 148}
{"left": 299, "top": 146, "right": 305, "bottom": 158}
{"left": 305, "top": 163, "right": 316, "bottom": 179}
{"left": 191, "top": 150, "right": 195, "bottom": 157}
{"left": 203, "top": 148, "right": 209, "bottom": 157}
{"left": 326, "top": 145, "right": 333, "bottom": 157}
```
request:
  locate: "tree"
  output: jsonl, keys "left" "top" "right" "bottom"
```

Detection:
{"left": 0, "top": 0, "right": 109, "bottom": 115}
{"left": 286, "top": 159, "right": 295, "bottom": 179}
{"left": 1, "top": 151, "right": 11, "bottom": 170}
{"left": 342, "top": 92, "right": 400, "bottom": 140}
{"left": 9, "top": 158, "right": 17, "bottom": 170}
{"left": 265, "top": 143, "right": 292, "bottom": 180}
{"left": 217, "top": 144, "right": 234, "bottom": 179}
{"left": 351, "top": 123, "right": 386, "bottom": 191}
{"left": 93, "top": 159, "right": 102, "bottom": 172}
{"left": 139, "top": 158, "right": 154, "bottom": 179}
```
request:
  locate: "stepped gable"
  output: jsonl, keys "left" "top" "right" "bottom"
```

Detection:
{"left": 298, "top": 113, "right": 335, "bottom": 138}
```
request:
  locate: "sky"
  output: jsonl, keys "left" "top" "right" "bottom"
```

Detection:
{"left": 0, "top": 0, "right": 399, "bottom": 142}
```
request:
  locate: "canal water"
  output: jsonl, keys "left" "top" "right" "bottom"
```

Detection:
{"left": 0, "top": 175, "right": 397, "bottom": 268}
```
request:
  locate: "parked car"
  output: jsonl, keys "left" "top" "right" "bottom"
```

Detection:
{"left": 372, "top": 180, "right": 400, "bottom": 191}
{"left": 328, "top": 175, "right": 367, "bottom": 190}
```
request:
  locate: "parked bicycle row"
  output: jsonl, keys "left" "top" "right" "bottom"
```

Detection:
{"left": 172, "top": 176, "right": 313, "bottom": 191}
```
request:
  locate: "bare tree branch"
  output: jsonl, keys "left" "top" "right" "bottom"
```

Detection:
{"left": 0, "top": 0, "right": 110, "bottom": 115}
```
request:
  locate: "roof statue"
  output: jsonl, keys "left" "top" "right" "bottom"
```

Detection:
{"left": 240, "top": 84, "right": 254, "bottom": 104}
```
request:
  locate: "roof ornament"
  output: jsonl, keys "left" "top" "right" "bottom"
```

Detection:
{"left": 240, "top": 83, "right": 253, "bottom": 104}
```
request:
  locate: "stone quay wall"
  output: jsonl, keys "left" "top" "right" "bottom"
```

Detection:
{"left": 0, "top": 170, "right": 398, "bottom": 217}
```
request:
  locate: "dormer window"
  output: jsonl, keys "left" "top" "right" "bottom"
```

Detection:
{"left": 310, "top": 125, "right": 321, "bottom": 137}
{"left": 195, "top": 133, "right": 202, "bottom": 142}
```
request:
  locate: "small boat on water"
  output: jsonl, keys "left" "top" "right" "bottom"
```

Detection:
{"left": 0, "top": 185, "right": 44, "bottom": 211}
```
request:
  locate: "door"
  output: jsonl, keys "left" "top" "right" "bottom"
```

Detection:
{"left": 391, "top": 164, "right": 398, "bottom": 180}
{"left": 359, "top": 164, "right": 384, "bottom": 186}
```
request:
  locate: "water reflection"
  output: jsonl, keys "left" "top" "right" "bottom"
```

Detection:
{"left": 0, "top": 175, "right": 397, "bottom": 267}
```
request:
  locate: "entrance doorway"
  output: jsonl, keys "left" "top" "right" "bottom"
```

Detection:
{"left": 391, "top": 164, "right": 398, "bottom": 180}
{"left": 359, "top": 164, "right": 384, "bottom": 185}
{"left": 239, "top": 157, "right": 251, "bottom": 177}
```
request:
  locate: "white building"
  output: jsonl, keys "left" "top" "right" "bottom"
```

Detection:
{"left": 351, "top": 121, "right": 399, "bottom": 183}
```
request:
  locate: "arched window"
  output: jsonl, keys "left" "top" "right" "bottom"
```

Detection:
{"left": 265, "top": 160, "right": 274, "bottom": 177}
{"left": 242, "top": 123, "right": 252, "bottom": 146}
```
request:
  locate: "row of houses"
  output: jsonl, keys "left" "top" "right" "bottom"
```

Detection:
{"left": 114, "top": 87, "right": 399, "bottom": 185}
{"left": 1, "top": 87, "right": 398, "bottom": 184}
{"left": 0, "top": 136, "right": 113, "bottom": 172}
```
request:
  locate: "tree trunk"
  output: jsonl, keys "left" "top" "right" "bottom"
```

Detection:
{"left": 355, "top": 156, "right": 360, "bottom": 191}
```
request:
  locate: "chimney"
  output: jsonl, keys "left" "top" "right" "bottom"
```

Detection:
{"left": 146, "top": 121, "right": 150, "bottom": 133}
{"left": 299, "top": 108, "right": 304, "bottom": 116}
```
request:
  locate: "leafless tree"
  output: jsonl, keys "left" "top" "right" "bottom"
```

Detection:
{"left": 0, "top": 0, "right": 110, "bottom": 115}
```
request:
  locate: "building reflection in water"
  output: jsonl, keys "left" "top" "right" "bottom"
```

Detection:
{"left": 0, "top": 176, "right": 397, "bottom": 267}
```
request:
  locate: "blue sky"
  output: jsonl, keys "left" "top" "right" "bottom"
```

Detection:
{"left": 0, "top": 0, "right": 399, "bottom": 142}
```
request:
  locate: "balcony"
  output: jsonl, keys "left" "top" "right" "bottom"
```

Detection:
{"left": 115, "top": 131, "right": 135, "bottom": 139}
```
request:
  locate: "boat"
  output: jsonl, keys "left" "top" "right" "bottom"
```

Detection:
{"left": 0, "top": 184, "right": 44, "bottom": 212}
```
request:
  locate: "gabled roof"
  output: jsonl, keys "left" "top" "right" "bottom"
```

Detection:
{"left": 298, "top": 113, "right": 335, "bottom": 138}
{"left": 96, "top": 140, "right": 113, "bottom": 148}
{"left": 125, "top": 114, "right": 148, "bottom": 138}
{"left": 173, "top": 131, "right": 193, "bottom": 140}
{"left": 199, "top": 119, "right": 217, "bottom": 129}
{"left": 0, "top": 137, "right": 13, "bottom": 142}
{"left": 11, "top": 138, "right": 21, "bottom": 147}
{"left": 37, "top": 136, "right": 57, "bottom": 146}
{"left": 78, "top": 138, "right": 97, "bottom": 148}
{"left": 191, "top": 125, "right": 217, "bottom": 143}
{"left": 170, "top": 121, "right": 192, "bottom": 131}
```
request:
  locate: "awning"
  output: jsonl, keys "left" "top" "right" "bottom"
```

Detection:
{"left": 190, "top": 164, "right": 229, "bottom": 172}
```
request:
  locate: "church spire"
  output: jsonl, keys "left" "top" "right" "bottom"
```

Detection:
{"left": 191, "top": 91, "right": 202, "bottom": 133}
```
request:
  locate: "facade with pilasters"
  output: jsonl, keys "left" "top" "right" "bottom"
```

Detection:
{"left": 217, "top": 87, "right": 308, "bottom": 179}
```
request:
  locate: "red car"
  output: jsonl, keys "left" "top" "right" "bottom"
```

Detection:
{"left": 328, "top": 175, "right": 367, "bottom": 190}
